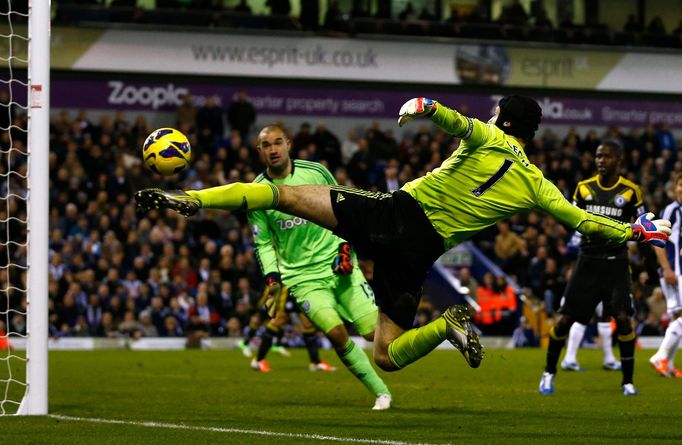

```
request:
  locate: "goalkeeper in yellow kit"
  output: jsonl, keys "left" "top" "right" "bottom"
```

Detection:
{"left": 137, "top": 95, "right": 671, "bottom": 375}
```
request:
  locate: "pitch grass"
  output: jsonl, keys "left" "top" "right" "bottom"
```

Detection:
{"left": 1, "top": 348, "right": 681, "bottom": 444}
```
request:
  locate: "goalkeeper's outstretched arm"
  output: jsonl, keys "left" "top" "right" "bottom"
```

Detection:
{"left": 398, "top": 98, "right": 493, "bottom": 146}
{"left": 536, "top": 177, "right": 670, "bottom": 247}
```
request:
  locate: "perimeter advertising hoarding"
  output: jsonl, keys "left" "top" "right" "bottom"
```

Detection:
{"left": 0, "top": 26, "right": 676, "bottom": 93}
{"left": 52, "top": 78, "right": 682, "bottom": 128}
{"left": 45, "top": 27, "right": 682, "bottom": 94}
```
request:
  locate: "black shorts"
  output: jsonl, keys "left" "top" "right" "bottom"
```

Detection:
{"left": 559, "top": 255, "right": 633, "bottom": 324}
{"left": 330, "top": 188, "right": 445, "bottom": 330}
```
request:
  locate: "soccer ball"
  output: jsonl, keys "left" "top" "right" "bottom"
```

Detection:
{"left": 142, "top": 128, "right": 191, "bottom": 176}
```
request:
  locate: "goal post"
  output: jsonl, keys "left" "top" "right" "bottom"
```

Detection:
{"left": 17, "top": 0, "right": 50, "bottom": 416}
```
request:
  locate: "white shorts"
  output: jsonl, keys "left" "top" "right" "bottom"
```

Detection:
{"left": 659, "top": 278, "right": 682, "bottom": 315}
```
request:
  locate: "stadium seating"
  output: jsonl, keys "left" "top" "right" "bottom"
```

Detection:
{"left": 53, "top": 3, "right": 682, "bottom": 50}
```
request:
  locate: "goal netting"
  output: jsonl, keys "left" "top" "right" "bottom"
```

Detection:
{"left": 0, "top": 0, "right": 49, "bottom": 416}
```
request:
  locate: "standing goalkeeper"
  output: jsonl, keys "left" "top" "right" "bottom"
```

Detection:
{"left": 137, "top": 96, "right": 671, "bottom": 378}
{"left": 248, "top": 125, "right": 390, "bottom": 410}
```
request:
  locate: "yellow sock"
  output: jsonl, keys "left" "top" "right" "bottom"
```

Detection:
{"left": 388, "top": 318, "right": 447, "bottom": 369}
{"left": 186, "top": 182, "right": 279, "bottom": 211}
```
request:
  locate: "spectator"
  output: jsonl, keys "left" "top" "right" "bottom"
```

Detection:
{"left": 374, "top": 0, "right": 390, "bottom": 19}
{"left": 624, "top": 14, "right": 642, "bottom": 33}
{"left": 500, "top": 0, "right": 528, "bottom": 26}
{"left": 185, "top": 312, "right": 211, "bottom": 347}
{"left": 300, "top": 0, "right": 319, "bottom": 30}
{"left": 350, "top": 0, "right": 368, "bottom": 19}
{"left": 216, "top": 281, "right": 235, "bottom": 319}
{"left": 189, "top": 291, "right": 221, "bottom": 334}
{"left": 458, "top": 267, "right": 479, "bottom": 303}
{"left": 656, "top": 122, "right": 675, "bottom": 152}
{"left": 475, "top": 273, "right": 518, "bottom": 334}
{"left": 398, "top": 2, "right": 415, "bottom": 21}
{"left": 646, "top": 287, "right": 667, "bottom": 322}
{"left": 347, "top": 138, "right": 373, "bottom": 188}
{"left": 494, "top": 220, "right": 523, "bottom": 270}
{"left": 100, "top": 311, "right": 120, "bottom": 338}
{"left": 527, "top": 246, "right": 549, "bottom": 304}
{"left": 313, "top": 123, "right": 342, "bottom": 171}
{"left": 119, "top": 310, "right": 143, "bottom": 338}
{"left": 292, "top": 122, "right": 314, "bottom": 154}
{"left": 56, "top": 293, "right": 81, "bottom": 332}
{"left": 175, "top": 93, "right": 197, "bottom": 132}
{"left": 510, "top": 316, "right": 538, "bottom": 347}
{"left": 266, "top": 0, "right": 290, "bottom": 15}
{"left": 647, "top": 16, "right": 666, "bottom": 34}
{"left": 378, "top": 158, "right": 401, "bottom": 193}
{"left": 197, "top": 96, "right": 225, "bottom": 154}
{"left": 233, "top": 0, "right": 252, "bottom": 13}
{"left": 163, "top": 315, "right": 184, "bottom": 337}
{"left": 341, "top": 129, "right": 359, "bottom": 164}
{"left": 139, "top": 310, "right": 160, "bottom": 337}
{"left": 234, "top": 277, "right": 258, "bottom": 327}
{"left": 226, "top": 316, "right": 242, "bottom": 337}
{"left": 418, "top": 6, "right": 435, "bottom": 21}
{"left": 226, "top": 91, "right": 257, "bottom": 141}
{"left": 323, "top": 0, "right": 344, "bottom": 30}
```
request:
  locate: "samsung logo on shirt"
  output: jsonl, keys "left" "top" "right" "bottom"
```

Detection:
{"left": 586, "top": 204, "right": 622, "bottom": 217}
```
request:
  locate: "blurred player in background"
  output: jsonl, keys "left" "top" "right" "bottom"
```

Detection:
{"left": 650, "top": 174, "right": 682, "bottom": 378}
{"left": 240, "top": 286, "right": 337, "bottom": 373}
{"left": 136, "top": 96, "right": 670, "bottom": 383}
{"left": 543, "top": 141, "right": 644, "bottom": 395}
{"left": 560, "top": 141, "right": 645, "bottom": 374}
{"left": 247, "top": 125, "right": 390, "bottom": 410}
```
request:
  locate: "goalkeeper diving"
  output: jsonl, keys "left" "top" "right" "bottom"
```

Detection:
{"left": 136, "top": 95, "right": 671, "bottom": 380}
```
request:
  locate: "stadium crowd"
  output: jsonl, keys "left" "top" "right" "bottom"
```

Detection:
{"left": 54, "top": 0, "right": 682, "bottom": 50}
{"left": 1, "top": 91, "right": 679, "bottom": 343}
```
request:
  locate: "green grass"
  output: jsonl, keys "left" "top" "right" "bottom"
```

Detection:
{"left": 1, "top": 348, "right": 681, "bottom": 444}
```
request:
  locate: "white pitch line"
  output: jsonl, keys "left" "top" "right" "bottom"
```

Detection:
{"left": 48, "top": 414, "right": 445, "bottom": 445}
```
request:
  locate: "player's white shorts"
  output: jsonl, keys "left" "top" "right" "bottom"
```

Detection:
{"left": 659, "top": 277, "right": 682, "bottom": 315}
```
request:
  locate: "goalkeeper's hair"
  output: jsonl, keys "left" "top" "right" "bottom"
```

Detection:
{"left": 496, "top": 95, "right": 542, "bottom": 142}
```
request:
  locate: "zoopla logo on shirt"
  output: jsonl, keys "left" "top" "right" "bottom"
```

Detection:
{"left": 277, "top": 217, "right": 309, "bottom": 231}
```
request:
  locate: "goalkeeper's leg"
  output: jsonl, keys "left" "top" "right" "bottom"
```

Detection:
{"left": 376, "top": 305, "right": 483, "bottom": 371}
{"left": 370, "top": 263, "right": 483, "bottom": 371}
{"left": 136, "top": 183, "right": 339, "bottom": 230}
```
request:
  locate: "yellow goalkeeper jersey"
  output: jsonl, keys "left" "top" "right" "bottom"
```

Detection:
{"left": 402, "top": 103, "right": 633, "bottom": 249}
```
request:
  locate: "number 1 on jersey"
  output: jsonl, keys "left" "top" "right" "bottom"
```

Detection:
{"left": 471, "top": 159, "right": 514, "bottom": 197}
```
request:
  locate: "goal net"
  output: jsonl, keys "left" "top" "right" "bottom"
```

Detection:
{"left": 0, "top": 0, "right": 49, "bottom": 416}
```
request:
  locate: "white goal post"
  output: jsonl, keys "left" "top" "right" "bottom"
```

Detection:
{"left": 16, "top": 0, "right": 49, "bottom": 416}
